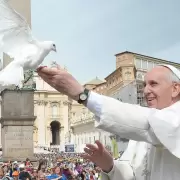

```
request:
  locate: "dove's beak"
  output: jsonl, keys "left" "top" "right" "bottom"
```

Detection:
{"left": 54, "top": 48, "right": 57, "bottom": 52}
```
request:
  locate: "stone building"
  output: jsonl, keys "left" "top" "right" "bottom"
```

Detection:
{"left": 33, "top": 69, "right": 69, "bottom": 150}
{"left": 70, "top": 110, "right": 112, "bottom": 152}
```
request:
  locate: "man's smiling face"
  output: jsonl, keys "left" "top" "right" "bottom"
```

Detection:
{"left": 144, "top": 66, "right": 180, "bottom": 109}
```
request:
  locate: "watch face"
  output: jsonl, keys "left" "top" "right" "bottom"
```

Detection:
{"left": 80, "top": 93, "right": 87, "bottom": 101}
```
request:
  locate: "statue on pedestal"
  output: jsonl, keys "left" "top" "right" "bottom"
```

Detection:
{"left": 20, "top": 70, "right": 36, "bottom": 90}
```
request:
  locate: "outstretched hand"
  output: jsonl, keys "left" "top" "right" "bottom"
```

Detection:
{"left": 37, "top": 65, "right": 84, "bottom": 100}
{"left": 82, "top": 140, "right": 114, "bottom": 173}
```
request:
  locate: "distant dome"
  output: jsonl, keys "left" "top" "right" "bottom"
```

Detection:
{"left": 85, "top": 77, "right": 105, "bottom": 85}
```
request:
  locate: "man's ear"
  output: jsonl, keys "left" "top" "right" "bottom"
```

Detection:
{"left": 172, "top": 83, "right": 180, "bottom": 98}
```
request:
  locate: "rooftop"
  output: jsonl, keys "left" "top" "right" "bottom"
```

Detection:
{"left": 115, "top": 51, "right": 180, "bottom": 67}
{"left": 84, "top": 77, "right": 105, "bottom": 85}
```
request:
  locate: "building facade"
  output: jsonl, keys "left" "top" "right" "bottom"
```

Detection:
{"left": 70, "top": 110, "right": 112, "bottom": 152}
{"left": 33, "top": 70, "right": 70, "bottom": 151}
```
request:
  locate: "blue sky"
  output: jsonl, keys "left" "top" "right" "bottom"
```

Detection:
{"left": 31, "top": 0, "right": 180, "bottom": 83}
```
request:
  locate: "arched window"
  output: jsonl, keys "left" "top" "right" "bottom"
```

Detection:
{"left": 50, "top": 121, "right": 60, "bottom": 145}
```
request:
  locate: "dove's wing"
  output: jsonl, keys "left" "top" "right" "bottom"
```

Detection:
{"left": 0, "top": 0, "right": 35, "bottom": 58}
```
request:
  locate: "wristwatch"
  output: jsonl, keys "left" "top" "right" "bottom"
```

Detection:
{"left": 78, "top": 88, "right": 90, "bottom": 104}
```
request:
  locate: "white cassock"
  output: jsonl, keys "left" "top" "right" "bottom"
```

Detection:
{"left": 86, "top": 64, "right": 180, "bottom": 180}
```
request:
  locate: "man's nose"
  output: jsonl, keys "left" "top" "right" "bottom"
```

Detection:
{"left": 143, "top": 85, "right": 150, "bottom": 95}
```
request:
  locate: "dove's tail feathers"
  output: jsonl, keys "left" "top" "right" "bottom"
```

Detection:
{"left": 0, "top": 62, "right": 24, "bottom": 89}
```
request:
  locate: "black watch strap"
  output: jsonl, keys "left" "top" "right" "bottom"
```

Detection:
{"left": 78, "top": 88, "right": 89, "bottom": 104}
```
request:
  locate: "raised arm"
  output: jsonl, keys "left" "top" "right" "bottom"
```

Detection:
{"left": 86, "top": 91, "right": 160, "bottom": 145}
{"left": 37, "top": 66, "right": 180, "bottom": 158}
{"left": 86, "top": 91, "right": 180, "bottom": 158}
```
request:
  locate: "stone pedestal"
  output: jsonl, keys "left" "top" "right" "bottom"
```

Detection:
{"left": 0, "top": 90, "right": 36, "bottom": 161}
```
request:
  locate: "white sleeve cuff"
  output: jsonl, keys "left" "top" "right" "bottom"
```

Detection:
{"left": 102, "top": 163, "right": 116, "bottom": 177}
{"left": 101, "top": 160, "right": 135, "bottom": 180}
{"left": 86, "top": 91, "right": 103, "bottom": 118}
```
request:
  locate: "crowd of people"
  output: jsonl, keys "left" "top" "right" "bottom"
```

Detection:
{"left": 0, "top": 153, "right": 102, "bottom": 180}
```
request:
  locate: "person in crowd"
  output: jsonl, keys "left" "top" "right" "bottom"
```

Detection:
{"left": 46, "top": 166, "right": 67, "bottom": 180}
{"left": 25, "top": 158, "right": 33, "bottom": 167}
{"left": 12, "top": 170, "right": 19, "bottom": 180}
{"left": 62, "top": 165, "right": 73, "bottom": 180}
{"left": 0, "top": 167, "right": 10, "bottom": 180}
{"left": 12, "top": 162, "right": 19, "bottom": 172}
{"left": 38, "top": 160, "right": 46, "bottom": 177}
{"left": 37, "top": 64, "right": 180, "bottom": 180}
{"left": 74, "top": 162, "right": 82, "bottom": 175}
{"left": 79, "top": 170, "right": 87, "bottom": 180}
{"left": 89, "top": 171, "right": 97, "bottom": 180}
{"left": 38, "top": 172, "right": 46, "bottom": 180}
{"left": 31, "top": 169, "right": 38, "bottom": 180}
{"left": 19, "top": 164, "right": 31, "bottom": 180}
{"left": 55, "top": 166, "right": 67, "bottom": 180}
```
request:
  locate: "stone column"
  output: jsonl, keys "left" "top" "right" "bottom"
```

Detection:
{"left": 60, "top": 127, "right": 65, "bottom": 145}
{"left": 47, "top": 126, "right": 51, "bottom": 146}
{"left": 0, "top": 90, "right": 36, "bottom": 161}
{"left": 63, "top": 100, "right": 69, "bottom": 136}
{"left": 44, "top": 103, "right": 49, "bottom": 146}
{"left": 0, "top": 97, "right": 2, "bottom": 148}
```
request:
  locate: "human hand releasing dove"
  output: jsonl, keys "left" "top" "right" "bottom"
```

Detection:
{"left": 0, "top": 0, "right": 56, "bottom": 89}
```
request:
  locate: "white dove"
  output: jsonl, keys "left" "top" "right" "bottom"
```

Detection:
{"left": 0, "top": 0, "right": 56, "bottom": 89}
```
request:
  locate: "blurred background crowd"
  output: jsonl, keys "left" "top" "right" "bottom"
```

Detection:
{"left": 0, "top": 153, "right": 102, "bottom": 180}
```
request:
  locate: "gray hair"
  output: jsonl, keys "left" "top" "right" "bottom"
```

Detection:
{"left": 169, "top": 71, "right": 180, "bottom": 83}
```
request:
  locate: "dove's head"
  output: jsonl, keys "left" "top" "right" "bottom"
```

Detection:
{"left": 43, "top": 41, "right": 57, "bottom": 52}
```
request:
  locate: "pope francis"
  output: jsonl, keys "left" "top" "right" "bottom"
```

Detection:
{"left": 37, "top": 64, "right": 180, "bottom": 180}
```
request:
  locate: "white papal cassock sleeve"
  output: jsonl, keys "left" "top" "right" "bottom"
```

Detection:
{"left": 87, "top": 91, "right": 180, "bottom": 158}
{"left": 87, "top": 91, "right": 160, "bottom": 145}
{"left": 148, "top": 102, "right": 180, "bottom": 158}
{"left": 101, "top": 160, "right": 135, "bottom": 180}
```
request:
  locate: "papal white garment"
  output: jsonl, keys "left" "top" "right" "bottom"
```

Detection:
{"left": 87, "top": 91, "right": 180, "bottom": 180}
